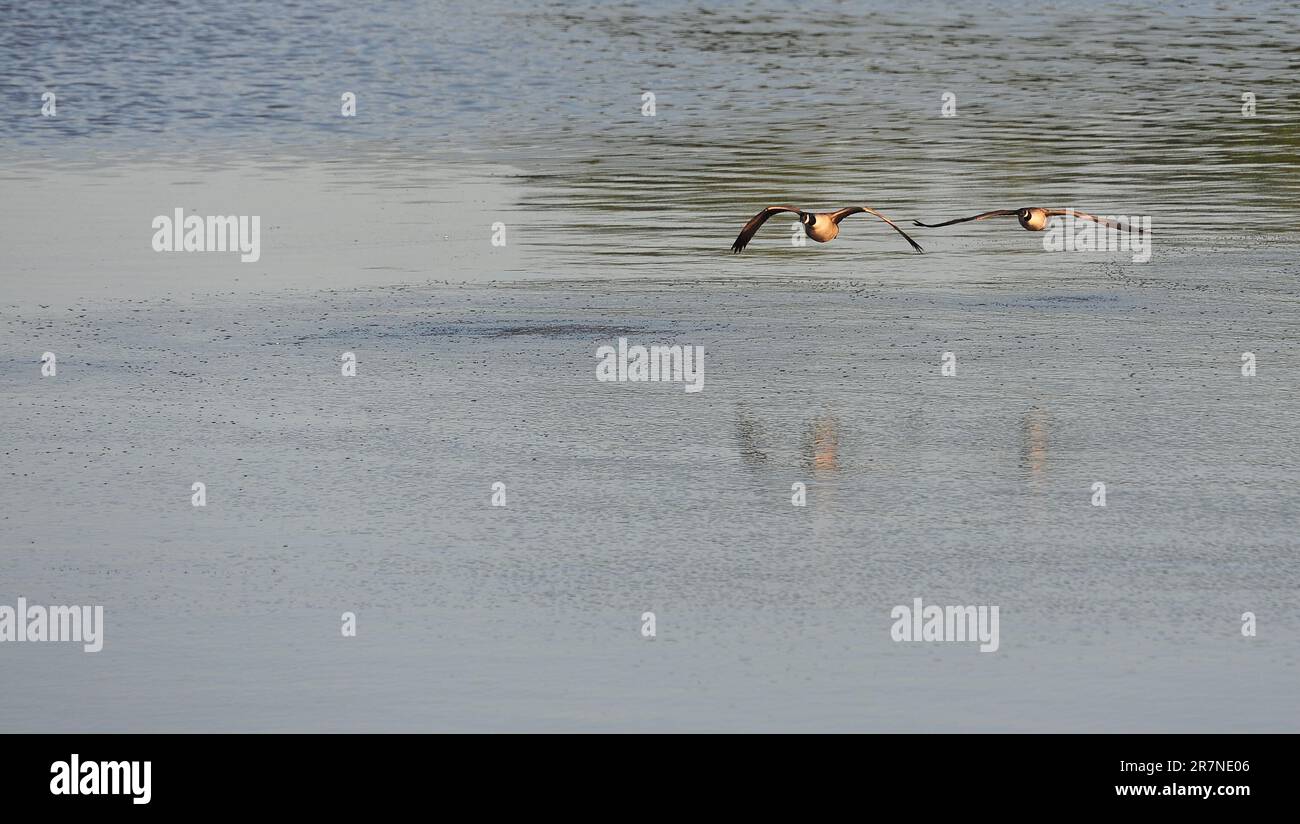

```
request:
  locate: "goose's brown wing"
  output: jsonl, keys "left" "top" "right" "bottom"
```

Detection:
{"left": 911, "top": 209, "right": 1018, "bottom": 228}
{"left": 731, "top": 205, "right": 801, "bottom": 253}
{"left": 830, "top": 206, "right": 924, "bottom": 253}
{"left": 1045, "top": 209, "right": 1150, "bottom": 236}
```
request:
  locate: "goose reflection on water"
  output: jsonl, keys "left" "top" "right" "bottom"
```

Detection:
{"left": 735, "top": 405, "right": 1048, "bottom": 481}
{"left": 733, "top": 405, "right": 841, "bottom": 474}
{"left": 806, "top": 415, "right": 840, "bottom": 473}
{"left": 1021, "top": 406, "right": 1050, "bottom": 478}
{"left": 734, "top": 404, "right": 770, "bottom": 470}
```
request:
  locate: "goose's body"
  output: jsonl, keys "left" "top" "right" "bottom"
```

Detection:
{"left": 731, "top": 205, "right": 923, "bottom": 254}
{"left": 804, "top": 212, "right": 841, "bottom": 243}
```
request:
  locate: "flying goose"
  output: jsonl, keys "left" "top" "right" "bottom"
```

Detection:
{"left": 731, "top": 206, "right": 924, "bottom": 254}
{"left": 912, "top": 207, "right": 1148, "bottom": 235}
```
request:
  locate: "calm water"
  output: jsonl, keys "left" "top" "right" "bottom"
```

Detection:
{"left": 1, "top": 1, "right": 1298, "bottom": 730}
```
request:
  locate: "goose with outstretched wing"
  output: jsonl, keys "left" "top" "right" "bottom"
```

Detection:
{"left": 731, "top": 205, "right": 924, "bottom": 254}
{"left": 912, "top": 207, "right": 1148, "bottom": 235}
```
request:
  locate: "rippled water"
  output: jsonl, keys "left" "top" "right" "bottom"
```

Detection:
{"left": 4, "top": 0, "right": 1298, "bottom": 273}
{"left": 2, "top": 1, "right": 1298, "bottom": 731}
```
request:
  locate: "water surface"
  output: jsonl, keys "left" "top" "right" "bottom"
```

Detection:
{"left": 1, "top": 1, "right": 1297, "bottom": 731}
